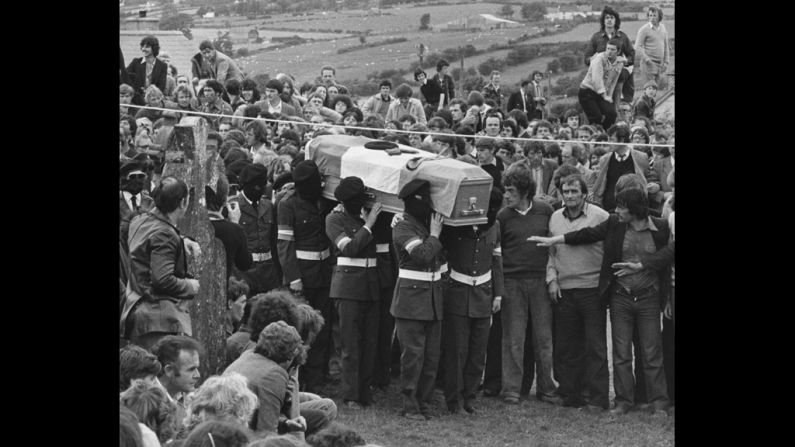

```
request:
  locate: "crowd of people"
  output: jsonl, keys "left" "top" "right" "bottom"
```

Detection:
{"left": 119, "top": 4, "right": 674, "bottom": 446}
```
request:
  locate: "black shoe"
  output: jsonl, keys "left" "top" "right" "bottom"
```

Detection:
{"left": 462, "top": 399, "right": 477, "bottom": 414}
{"left": 482, "top": 388, "right": 500, "bottom": 397}
{"left": 538, "top": 394, "right": 564, "bottom": 406}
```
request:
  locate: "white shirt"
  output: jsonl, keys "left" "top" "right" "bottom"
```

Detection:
{"left": 268, "top": 99, "right": 283, "bottom": 115}
{"left": 614, "top": 150, "right": 631, "bottom": 163}
{"left": 512, "top": 201, "right": 534, "bottom": 216}
{"left": 532, "top": 166, "right": 544, "bottom": 196}
{"left": 122, "top": 191, "right": 142, "bottom": 212}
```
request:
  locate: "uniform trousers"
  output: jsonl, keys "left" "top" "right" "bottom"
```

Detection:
{"left": 335, "top": 299, "right": 379, "bottom": 404}
{"left": 443, "top": 313, "right": 490, "bottom": 406}
{"left": 395, "top": 318, "right": 442, "bottom": 408}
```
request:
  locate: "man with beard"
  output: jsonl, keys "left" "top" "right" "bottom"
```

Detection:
{"left": 120, "top": 160, "right": 154, "bottom": 252}
{"left": 229, "top": 164, "right": 281, "bottom": 295}
{"left": 546, "top": 175, "right": 610, "bottom": 411}
{"left": 440, "top": 188, "right": 504, "bottom": 414}
{"left": 391, "top": 179, "right": 446, "bottom": 420}
{"left": 325, "top": 177, "right": 384, "bottom": 409}
{"left": 277, "top": 160, "right": 336, "bottom": 393}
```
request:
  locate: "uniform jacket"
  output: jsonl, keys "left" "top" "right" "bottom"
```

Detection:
{"left": 229, "top": 195, "right": 277, "bottom": 258}
{"left": 325, "top": 210, "right": 380, "bottom": 300}
{"left": 564, "top": 214, "right": 671, "bottom": 307}
{"left": 590, "top": 149, "right": 650, "bottom": 206}
{"left": 277, "top": 195, "right": 334, "bottom": 288}
{"left": 390, "top": 214, "right": 447, "bottom": 321}
{"left": 126, "top": 57, "right": 168, "bottom": 97}
{"left": 440, "top": 221, "right": 504, "bottom": 318}
{"left": 372, "top": 212, "right": 397, "bottom": 289}
{"left": 127, "top": 209, "right": 195, "bottom": 337}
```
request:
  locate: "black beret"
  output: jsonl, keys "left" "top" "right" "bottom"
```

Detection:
{"left": 364, "top": 140, "right": 398, "bottom": 150}
{"left": 293, "top": 160, "right": 319, "bottom": 183}
{"left": 334, "top": 177, "right": 366, "bottom": 203}
{"left": 273, "top": 171, "right": 293, "bottom": 191}
{"left": 120, "top": 160, "right": 144, "bottom": 178}
{"left": 265, "top": 79, "right": 284, "bottom": 94}
{"left": 398, "top": 179, "right": 430, "bottom": 200}
{"left": 238, "top": 163, "right": 268, "bottom": 186}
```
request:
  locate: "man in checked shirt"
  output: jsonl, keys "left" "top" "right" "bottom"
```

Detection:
{"left": 277, "top": 160, "right": 336, "bottom": 393}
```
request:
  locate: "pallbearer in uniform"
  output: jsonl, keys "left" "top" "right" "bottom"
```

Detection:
{"left": 391, "top": 179, "right": 447, "bottom": 420}
{"left": 325, "top": 177, "right": 384, "bottom": 409}
{"left": 277, "top": 160, "right": 336, "bottom": 393}
{"left": 229, "top": 164, "right": 280, "bottom": 295}
{"left": 371, "top": 211, "right": 399, "bottom": 390}
{"left": 440, "top": 188, "right": 505, "bottom": 414}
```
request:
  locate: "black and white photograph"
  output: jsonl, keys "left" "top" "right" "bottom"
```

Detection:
{"left": 119, "top": 1, "right": 675, "bottom": 445}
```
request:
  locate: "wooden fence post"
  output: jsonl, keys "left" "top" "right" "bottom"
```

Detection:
{"left": 163, "top": 116, "right": 229, "bottom": 380}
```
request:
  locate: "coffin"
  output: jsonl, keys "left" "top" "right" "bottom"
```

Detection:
{"left": 305, "top": 134, "right": 494, "bottom": 226}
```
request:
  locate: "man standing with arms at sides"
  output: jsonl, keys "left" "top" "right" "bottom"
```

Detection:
{"left": 126, "top": 177, "right": 201, "bottom": 350}
{"left": 150, "top": 335, "right": 204, "bottom": 434}
{"left": 431, "top": 59, "right": 455, "bottom": 110}
{"left": 440, "top": 188, "right": 504, "bottom": 414}
{"left": 590, "top": 125, "right": 650, "bottom": 211}
{"left": 634, "top": 5, "right": 670, "bottom": 90}
{"left": 198, "top": 40, "right": 243, "bottom": 84}
{"left": 506, "top": 79, "right": 533, "bottom": 115}
{"left": 361, "top": 80, "right": 394, "bottom": 120}
{"left": 325, "top": 177, "right": 384, "bottom": 409}
{"left": 530, "top": 188, "right": 671, "bottom": 417}
{"left": 546, "top": 175, "right": 610, "bottom": 412}
{"left": 481, "top": 71, "right": 504, "bottom": 112}
{"left": 497, "top": 163, "right": 562, "bottom": 406}
{"left": 229, "top": 164, "right": 281, "bottom": 295}
{"left": 277, "top": 160, "right": 336, "bottom": 394}
{"left": 579, "top": 39, "right": 624, "bottom": 131}
{"left": 529, "top": 71, "right": 547, "bottom": 120}
{"left": 522, "top": 141, "right": 559, "bottom": 207}
{"left": 391, "top": 179, "right": 447, "bottom": 420}
{"left": 585, "top": 6, "right": 635, "bottom": 105}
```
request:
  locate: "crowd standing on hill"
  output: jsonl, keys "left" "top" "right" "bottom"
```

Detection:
{"left": 119, "top": 5, "right": 674, "bottom": 446}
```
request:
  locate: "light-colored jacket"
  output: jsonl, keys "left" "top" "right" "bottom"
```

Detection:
{"left": 385, "top": 98, "right": 427, "bottom": 125}
{"left": 361, "top": 94, "right": 394, "bottom": 119}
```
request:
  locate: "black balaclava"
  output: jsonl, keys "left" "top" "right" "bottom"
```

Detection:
{"left": 343, "top": 196, "right": 366, "bottom": 217}
{"left": 295, "top": 170, "right": 322, "bottom": 202}
{"left": 404, "top": 197, "right": 432, "bottom": 227}
{"left": 122, "top": 176, "right": 144, "bottom": 195}
{"left": 242, "top": 182, "right": 265, "bottom": 203}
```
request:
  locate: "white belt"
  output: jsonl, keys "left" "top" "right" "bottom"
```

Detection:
{"left": 337, "top": 257, "right": 378, "bottom": 267}
{"left": 376, "top": 243, "right": 390, "bottom": 253}
{"left": 450, "top": 269, "right": 492, "bottom": 286}
{"left": 398, "top": 263, "right": 449, "bottom": 282}
{"left": 296, "top": 248, "right": 331, "bottom": 261}
{"left": 252, "top": 251, "right": 272, "bottom": 262}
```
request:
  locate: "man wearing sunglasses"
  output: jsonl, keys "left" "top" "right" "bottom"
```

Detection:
{"left": 120, "top": 160, "right": 154, "bottom": 252}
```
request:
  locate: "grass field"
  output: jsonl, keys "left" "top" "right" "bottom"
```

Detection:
{"left": 526, "top": 20, "right": 676, "bottom": 44}
{"left": 319, "top": 318, "right": 675, "bottom": 447}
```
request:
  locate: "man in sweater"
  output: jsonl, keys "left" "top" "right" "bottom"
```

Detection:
{"left": 497, "top": 163, "right": 562, "bottom": 406}
{"left": 546, "top": 175, "right": 610, "bottom": 411}
{"left": 385, "top": 84, "right": 427, "bottom": 126}
{"left": 634, "top": 5, "right": 671, "bottom": 89}
{"left": 579, "top": 38, "right": 624, "bottom": 130}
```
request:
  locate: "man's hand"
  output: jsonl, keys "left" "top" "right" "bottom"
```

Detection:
{"left": 646, "top": 182, "right": 661, "bottom": 195}
{"left": 548, "top": 280, "right": 562, "bottom": 304}
{"left": 430, "top": 212, "right": 444, "bottom": 237}
{"left": 603, "top": 94, "right": 613, "bottom": 103}
{"left": 283, "top": 415, "right": 307, "bottom": 433}
{"left": 227, "top": 201, "right": 241, "bottom": 224}
{"left": 184, "top": 239, "right": 202, "bottom": 258}
{"left": 186, "top": 278, "right": 200, "bottom": 295}
{"left": 390, "top": 213, "right": 404, "bottom": 228}
{"left": 527, "top": 235, "right": 556, "bottom": 247}
{"left": 363, "top": 202, "right": 383, "bottom": 228}
{"left": 611, "top": 262, "right": 643, "bottom": 277}
{"left": 290, "top": 279, "right": 304, "bottom": 294}
{"left": 663, "top": 299, "right": 672, "bottom": 319}
{"left": 616, "top": 55, "right": 628, "bottom": 64}
{"left": 492, "top": 296, "right": 502, "bottom": 313}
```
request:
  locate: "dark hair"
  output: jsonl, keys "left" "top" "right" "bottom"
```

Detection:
{"left": 607, "top": 124, "right": 631, "bottom": 143}
{"left": 508, "top": 109, "right": 529, "bottom": 130}
{"left": 413, "top": 68, "right": 427, "bottom": 82}
{"left": 343, "top": 108, "right": 363, "bottom": 124}
{"left": 502, "top": 119, "right": 518, "bottom": 138}
{"left": 467, "top": 90, "right": 484, "bottom": 107}
{"left": 205, "top": 173, "right": 229, "bottom": 212}
{"left": 535, "top": 119, "right": 553, "bottom": 133}
{"left": 397, "top": 114, "right": 416, "bottom": 126}
{"left": 522, "top": 140, "right": 546, "bottom": 157}
{"left": 600, "top": 6, "right": 621, "bottom": 32}
{"left": 495, "top": 138, "right": 515, "bottom": 155}
{"left": 199, "top": 40, "right": 214, "bottom": 51}
{"left": 225, "top": 79, "right": 241, "bottom": 96}
{"left": 245, "top": 120, "right": 269, "bottom": 144}
{"left": 563, "top": 108, "right": 580, "bottom": 123}
{"left": 332, "top": 94, "right": 353, "bottom": 111}
{"left": 120, "top": 345, "right": 162, "bottom": 391}
{"left": 207, "top": 132, "right": 223, "bottom": 148}
{"left": 240, "top": 79, "right": 261, "bottom": 101}
{"left": 436, "top": 58, "right": 450, "bottom": 71}
{"left": 254, "top": 321, "right": 306, "bottom": 365}
{"left": 607, "top": 37, "right": 624, "bottom": 49}
{"left": 395, "top": 83, "right": 413, "bottom": 99}
{"left": 120, "top": 405, "right": 144, "bottom": 447}
{"left": 379, "top": 79, "right": 392, "bottom": 88}
{"left": 320, "top": 65, "right": 336, "bottom": 76}
{"left": 615, "top": 188, "right": 649, "bottom": 219}
{"left": 204, "top": 80, "right": 224, "bottom": 95}
{"left": 559, "top": 172, "right": 588, "bottom": 196}
{"left": 432, "top": 128, "right": 456, "bottom": 146}
{"left": 226, "top": 128, "right": 247, "bottom": 146}
{"left": 248, "top": 290, "right": 301, "bottom": 342}
{"left": 140, "top": 35, "right": 160, "bottom": 57}
{"left": 531, "top": 70, "right": 543, "bottom": 79}
{"left": 152, "top": 176, "right": 189, "bottom": 214}
{"left": 151, "top": 335, "right": 205, "bottom": 376}
{"left": 648, "top": 5, "right": 664, "bottom": 21}
{"left": 306, "top": 423, "right": 366, "bottom": 447}
{"left": 181, "top": 420, "right": 250, "bottom": 447}
{"left": 427, "top": 116, "right": 449, "bottom": 130}
{"left": 120, "top": 380, "right": 178, "bottom": 444}
{"left": 631, "top": 127, "right": 650, "bottom": 144}
{"left": 449, "top": 98, "right": 467, "bottom": 112}
{"left": 502, "top": 162, "right": 536, "bottom": 200}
